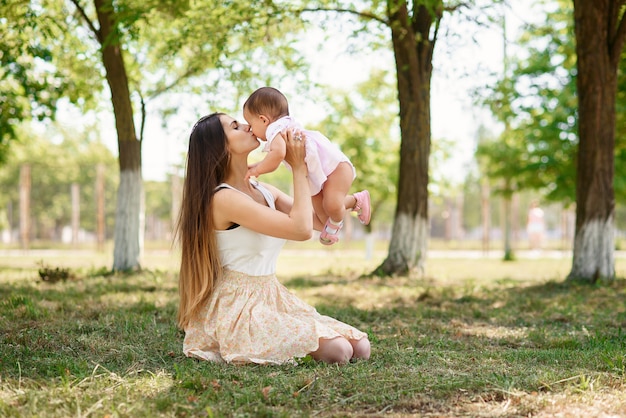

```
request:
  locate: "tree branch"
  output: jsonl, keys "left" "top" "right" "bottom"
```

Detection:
{"left": 429, "top": 12, "right": 441, "bottom": 64}
{"left": 443, "top": 2, "right": 468, "bottom": 13}
{"left": 146, "top": 66, "right": 204, "bottom": 100}
{"left": 138, "top": 91, "right": 145, "bottom": 144}
{"left": 68, "top": 0, "right": 102, "bottom": 43}
{"left": 610, "top": 10, "right": 626, "bottom": 64}
{"left": 298, "top": 7, "right": 388, "bottom": 26}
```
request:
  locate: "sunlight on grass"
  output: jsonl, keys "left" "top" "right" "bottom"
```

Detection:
{"left": 455, "top": 323, "right": 530, "bottom": 340}
{"left": 0, "top": 367, "right": 176, "bottom": 417}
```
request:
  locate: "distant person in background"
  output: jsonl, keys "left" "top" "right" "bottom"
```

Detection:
{"left": 243, "top": 87, "right": 371, "bottom": 246}
{"left": 527, "top": 201, "right": 545, "bottom": 250}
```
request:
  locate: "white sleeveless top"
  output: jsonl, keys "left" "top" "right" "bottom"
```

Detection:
{"left": 215, "top": 182, "right": 286, "bottom": 276}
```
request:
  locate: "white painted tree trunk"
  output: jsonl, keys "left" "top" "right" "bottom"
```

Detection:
{"left": 113, "top": 168, "right": 143, "bottom": 271}
{"left": 567, "top": 217, "right": 615, "bottom": 282}
{"left": 569, "top": 1, "right": 623, "bottom": 283}
{"left": 385, "top": 213, "right": 429, "bottom": 275}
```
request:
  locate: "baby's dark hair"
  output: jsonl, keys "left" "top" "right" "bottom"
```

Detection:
{"left": 243, "top": 87, "right": 289, "bottom": 121}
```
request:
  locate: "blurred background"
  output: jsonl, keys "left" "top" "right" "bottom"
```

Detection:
{"left": 2, "top": 0, "right": 625, "bottom": 260}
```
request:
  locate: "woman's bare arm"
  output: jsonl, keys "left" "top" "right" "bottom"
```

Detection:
{"left": 268, "top": 183, "right": 324, "bottom": 231}
{"left": 246, "top": 135, "right": 286, "bottom": 179}
{"left": 214, "top": 129, "right": 314, "bottom": 240}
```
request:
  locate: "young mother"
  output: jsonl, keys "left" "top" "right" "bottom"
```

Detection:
{"left": 175, "top": 112, "right": 371, "bottom": 365}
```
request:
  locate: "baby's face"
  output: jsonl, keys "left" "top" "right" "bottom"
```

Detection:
{"left": 243, "top": 109, "right": 268, "bottom": 141}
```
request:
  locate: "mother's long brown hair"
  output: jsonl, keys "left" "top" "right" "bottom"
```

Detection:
{"left": 175, "top": 113, "right": 229, "bottom": 329}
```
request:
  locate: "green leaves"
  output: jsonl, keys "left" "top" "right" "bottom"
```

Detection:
{"left": 0, "top": 2, "right": 65, "bottom": 159}
{"left": 479, "top": 0, "right": 626, "bottom": 208}
{"left": 311, "top": 69, "right": 400, "bottom": 224}
{"left": 478, "top": 0, "right": 577, "bottom": 203}
{"left": 1, "top": 0, "right": 311, "bottom": 160}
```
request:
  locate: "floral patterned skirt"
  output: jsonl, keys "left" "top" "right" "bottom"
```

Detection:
{"left": 183, "top": 270, "right": 368, "bottom": 365}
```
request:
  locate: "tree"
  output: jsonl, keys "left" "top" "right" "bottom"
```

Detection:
{"left": 480, "top": 0, "right": 626, "bottom": 257}
{"left": 301, "top": 0, "right": 471, "bottom": 275}
{"left": 373, "top": 1, "right": 440, "bottom": 275}
{"left": 568, "top": 0, "right": 626, "bottom": 282}
{"left": 492, "top": 0, "right": 626, "bottom": 282}
{"left": 3, "top": 0, "right": 306, "bottom": 270}
{"left": 144, "top": 178, "right": 172, "bottom": 240}
{"left": 475, "top": 128, "right": 523, "bottom": 258}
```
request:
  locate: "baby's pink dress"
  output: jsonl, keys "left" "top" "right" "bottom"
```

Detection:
{"left": 182, "top": 182, "right": 368, "bottom": 365}
{"left": 264, "top": 116, "right": 356, "bottom": 195}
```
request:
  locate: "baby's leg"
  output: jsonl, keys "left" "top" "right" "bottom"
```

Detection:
{"left": 321, "top": 162, "right": 354, "bottom": 223}
{"left": 344, "top": 194, "right": 357, "bottom": 211}
{"left": 313, "top": 188, "right": 356, "bottom": 228}
{"left": 312, "top": 193, "right": 327, "bottom": 229}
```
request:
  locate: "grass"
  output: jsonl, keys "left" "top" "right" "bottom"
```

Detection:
{"left": 1, "top": 246, "right": 626, "bottom": 417}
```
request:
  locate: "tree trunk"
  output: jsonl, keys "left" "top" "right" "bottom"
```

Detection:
{"left": 71, "top": 183, "right": 79, "bottom": 245}
{"left": 95, "top": 0, "right": 143, "bottom": 271}
{"left": 511, "top": 192, "right": 519, "bottom": 243}
{"left": 502, "top": 195, "right": 513, "bottom": 261}
{"left": 375, "top": 2, "right": 435, "bottom": 276}
{"left": 481, "top": 181, "right": 490, "bottom": 254}
{"left": 19, "top": 164, "right": 30, "bottom": 250}
{"left": 568, "top": 0, "right": 625, "bottom": 282}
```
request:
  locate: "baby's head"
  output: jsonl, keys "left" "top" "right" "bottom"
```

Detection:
{"left": 243, "top": 87, "right": 289, "bottom": 140}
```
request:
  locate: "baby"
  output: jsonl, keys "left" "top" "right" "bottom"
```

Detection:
{"left": 243, "top": 87, "right": 370, "bottom": 245}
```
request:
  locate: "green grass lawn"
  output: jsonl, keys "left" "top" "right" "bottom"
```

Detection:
{"left": 1, "top": 247, "right": 625, "bottom": 417}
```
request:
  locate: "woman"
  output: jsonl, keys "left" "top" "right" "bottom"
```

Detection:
{"left": 176, "top": 112, "right": 370, "bottom": 365}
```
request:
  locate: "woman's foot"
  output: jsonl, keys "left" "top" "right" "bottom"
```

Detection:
{"left": 352, "top": 190, "right": 371, "bottom": 225}
{"left": 320, "top": 219, "right": 343, "bottom": 245}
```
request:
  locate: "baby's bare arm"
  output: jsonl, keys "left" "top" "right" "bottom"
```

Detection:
{"left": 249, "top": 135, "right": 287, "bottom": 177}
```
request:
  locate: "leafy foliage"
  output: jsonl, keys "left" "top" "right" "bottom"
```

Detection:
{"left": 479, "top": 0, "right": 626, "bottom": 206}
{"left": 311, "top": 69, "right": 400, "bottom": 226}
{"left": 0, "top": 4, "right": 72, "bottom": 162}
{"left": 123, "top": 0, "right": 310, "bottom": 117}
{"left": 1, "top": 0, "right": 311, "bottom": 156}
{"left": 478, "top": 0, "right": 577, "bottom": 203}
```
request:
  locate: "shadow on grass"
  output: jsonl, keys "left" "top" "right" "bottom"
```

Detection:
{"left": 0, "top": 268, "right": 177, "bottom": 301}
{"left": 283, "top": 275, "right": 353, "bottom": 288}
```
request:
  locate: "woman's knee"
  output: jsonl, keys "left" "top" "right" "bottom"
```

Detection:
{"left": 351, "top": 338, "right": 371, "bottom": 360}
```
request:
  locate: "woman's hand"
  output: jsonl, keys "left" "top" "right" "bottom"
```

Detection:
{"left": 282, "top": 128, "right": 307, "bottom": 168}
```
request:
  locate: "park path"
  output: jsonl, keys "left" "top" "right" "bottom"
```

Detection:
{"left": 2, "top": 248, "right": 626, "bottom": 259}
